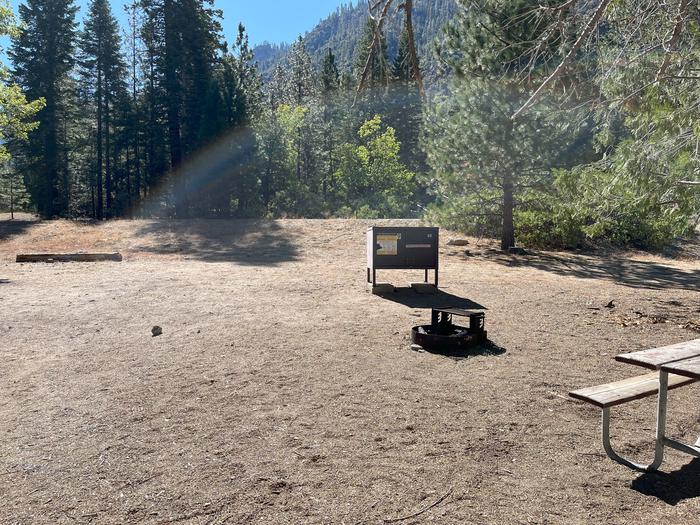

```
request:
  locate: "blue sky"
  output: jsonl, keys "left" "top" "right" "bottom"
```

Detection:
{"left": 7, "top": 0, "right": 353, "bottom": 46}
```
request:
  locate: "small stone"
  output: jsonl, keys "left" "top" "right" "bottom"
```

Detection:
{"left": 152, "top": 326, "right": 163, "bottom": 337}
{"left": 410, "top": 344, "right": 425, "bottom": 353}
{"left": 447, "top": 239, "right": 470, "bottom": 246}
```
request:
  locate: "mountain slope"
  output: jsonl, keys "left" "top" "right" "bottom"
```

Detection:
{"left": 253, "top": 0, "right": 456, "bottom": 80}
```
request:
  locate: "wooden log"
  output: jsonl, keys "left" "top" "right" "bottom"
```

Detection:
{"left": 16, "top": 253, "right": 123, "bottom": 263}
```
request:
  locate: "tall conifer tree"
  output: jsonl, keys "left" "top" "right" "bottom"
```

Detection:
{"left": 140, "top": 0, "right": 223, "bottom": 217}
{"left": 11, "top": 0, "right": 78, "bottom": 217}
{"left": 80, "top": 0, "right": 127, "bottom": 219}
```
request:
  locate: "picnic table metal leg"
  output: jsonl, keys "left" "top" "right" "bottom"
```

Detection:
{"left": 601, "top": 372, "right": 668, "bottom": 472}
{"left": 657, "top": 371, "right": 700, "bottom": 458}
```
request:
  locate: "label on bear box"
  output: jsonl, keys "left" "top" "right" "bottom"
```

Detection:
{"left": 377, "top": 234, "right": 399, "bottom": 256}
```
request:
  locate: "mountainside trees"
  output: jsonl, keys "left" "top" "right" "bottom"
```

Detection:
{"left": 256, "top": 0, "right": 457, "bottom": 79}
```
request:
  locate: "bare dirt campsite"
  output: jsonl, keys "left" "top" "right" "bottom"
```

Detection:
{"left": 1, "top": 215, "right": 699, "bottom": 524}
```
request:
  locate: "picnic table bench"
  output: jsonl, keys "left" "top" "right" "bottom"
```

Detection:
{"left": 570, "top": 339, "right": 700, "bottom": 471}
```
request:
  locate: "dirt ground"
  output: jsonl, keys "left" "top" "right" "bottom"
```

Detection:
{"left": 1, "top": 214, "right": 699, "bottom": 524}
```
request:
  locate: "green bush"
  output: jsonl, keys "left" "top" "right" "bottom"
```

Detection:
{"left": 515, "top": 166, "right": 700, "bottom": 250}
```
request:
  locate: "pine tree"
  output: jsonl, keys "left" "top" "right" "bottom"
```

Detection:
{"left": 391, "top": 27, "right": 414, "bottom": 82}
{"left": 0, "top": 4, "right": 44, "bottom": 218}
{"left": 139, "top": 2, "right": 168, "bottom": 208}
{"left": 319, "top": 48, "right": 342, "bottom": 200}
{"left": 267, "top": 64, "right": 290, "bottom": 109}
{"left": 10, "top": 0, "right": 79, "bottom": 218}
{"left": 320, "top": 48, "right": 340, "bottom": 94}
{"left": 80, "top": 0, "right": 127, "bottom": 219}
{"left": 352, "top": 18, "right": 390, "bottom": 136}
{"left": 198, "top": 24, "right": 262, "bottom": 217}
{"left": 140, "top": 0, "right": 223, "bottom": 217}
{"left": 287, "top": 37, "right": 318, "bottom": 106}
{"left": 0, "top": 167, "right": 31, "bottom": 218}
{"left": 124, "top": 1, "right": 145, "bottom": 217}
{"left": 424, "top": 0, "right": 574, "bottom": 250}
{"left": 387, "top": 27, "right": 423, "bottom": 172}
{"left": 354, "top": 18, "right": 388, "bottom": 89}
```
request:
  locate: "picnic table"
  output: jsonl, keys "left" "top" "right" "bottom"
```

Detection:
{"left": 570, "top": 339, "right": 700, "bottom": 472}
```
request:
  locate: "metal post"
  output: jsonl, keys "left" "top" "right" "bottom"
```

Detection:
{"left": 599, "top": 372, "right": 668, "bottom": 472}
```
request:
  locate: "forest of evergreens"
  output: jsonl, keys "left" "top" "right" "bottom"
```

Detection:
{"left": 0, "top": 0, "right": 698, "bottom": 250}
{"left": 254, "top": 0, "right": 456, "bottom": 79}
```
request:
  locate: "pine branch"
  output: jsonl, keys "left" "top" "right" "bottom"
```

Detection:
{"left": 512, "top": 0, "right": 612, "bottom": 120}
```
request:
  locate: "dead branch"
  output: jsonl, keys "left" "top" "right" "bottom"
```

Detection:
{"left": 400, "top": 0, "right": 426, "bottom": 101}
{"left": 512, "top": 0, "right": 612, "bottom": 119}
{"left": 356, "top": 0, "right": 394, "bottom": 98}
{"left": 356, "top": 0, "right": 426, "bottom": 102}
{"left": 383, "top": 488, "right": 454, "bottom": 523}
{"left": 654, "top": 0, "right": 689, "bottom": 83}
{"left": 540, "top": 0, "right": 579, "bottom": 12}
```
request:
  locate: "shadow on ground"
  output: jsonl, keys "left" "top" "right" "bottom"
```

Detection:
{"left": 481, "top": 251, "right": 700, "bottom": 291}
{"left": 420, "top": 340, "right": 507, "bottom": 362}
{"left": 134, "top": 220, "right": 299, "bottom": 265}
{"left": 0, "top": 220, "right": 36, "bottom": 242}
{"left": 375, "top": 287, "right": 487, "bottom": 310}
{"left": 631, "top": 458, "right": 700, "bottom": 505}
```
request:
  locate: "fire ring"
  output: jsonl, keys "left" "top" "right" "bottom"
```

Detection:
{"left": 412, "top": 309, "right": 487, "bottom": 352}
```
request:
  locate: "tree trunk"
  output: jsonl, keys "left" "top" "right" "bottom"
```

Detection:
{"left": 130, "top": 3, "right": 141, "bottom": 218}
{"left": 44, "top": 87, "right": 60, "bottom": 218}
{"left": 96, "top": 69, "right": 104, "bottom": 220}
{"left": 403, "top": 0, "right": 426, "bottom": 101}
{"left": 62, "top": 119, "right": 70, "bottom": 215}
{"left": 147, "top": 51, "right": 156, "bottom": 208}
{"left": 105, "top": 95, "right": 112, "bottom": 217}
{"left": 501, "top": 173, "right": 515, "bottom": 251}
{"left": 132, "top": 99, "right": 140, "bottom": 219}
{"left": 10, "top": 173, "right": 14, "bottom": 220}
{"left": 164, "top": 0, "right": 186, "bottom": 218}
{"left": 126, "top": 140, "right": 132, "bottom": 219}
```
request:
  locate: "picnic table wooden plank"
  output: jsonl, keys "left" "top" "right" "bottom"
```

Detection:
{"left": 661, "top": 356, "right": 700, "bottom": 380}
{"left": 615, "top": 339, "right": 700, "bottom": 370}
{"left": 569, "top": 372, "right": 697, "bottom": 408}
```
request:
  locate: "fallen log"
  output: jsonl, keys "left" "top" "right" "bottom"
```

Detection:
{"left": 16, "top": 253, "right": 123, "bottom": 263}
